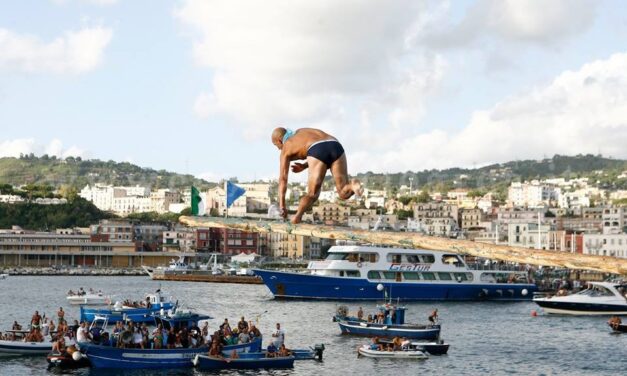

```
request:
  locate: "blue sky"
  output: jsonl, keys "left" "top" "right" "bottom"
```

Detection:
{"left": 1, "top": 0, "right": 627, "bottom": 183}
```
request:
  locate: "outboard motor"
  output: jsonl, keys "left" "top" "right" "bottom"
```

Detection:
{"left": 313, "top": 343, "right": 325, "bottom": 361}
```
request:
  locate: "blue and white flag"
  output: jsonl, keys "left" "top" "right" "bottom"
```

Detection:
{"left": 226, "top": 181, "right": 246, "bottom": 208}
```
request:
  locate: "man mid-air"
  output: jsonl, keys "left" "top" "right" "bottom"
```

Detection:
{"left": 271, "top": 127, "right": 362, "bottom": 224}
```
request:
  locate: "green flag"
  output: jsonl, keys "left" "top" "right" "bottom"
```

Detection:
{"left": 191, "top": 186, "right": 205, "bottom": 215}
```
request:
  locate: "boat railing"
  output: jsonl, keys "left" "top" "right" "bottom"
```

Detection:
{"left": 465, "top": 262, "right": 529, "bottom": 272}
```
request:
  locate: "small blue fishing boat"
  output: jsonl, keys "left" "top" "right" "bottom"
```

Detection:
{"left": 334, "top": 304, "right": 440, "bottom": 340}
{"left": 78, "top": 337, "right": 262, "bottom": 369}
{"left": 193, "top": 353, "right": 295, "bottom": 370}
{"left": 80, "top": 291, "right": 175, "bottom": 323}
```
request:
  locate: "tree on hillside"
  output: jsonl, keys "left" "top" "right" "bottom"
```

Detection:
{"left": 416, "top": 190, "right": 431, "bottom": 203}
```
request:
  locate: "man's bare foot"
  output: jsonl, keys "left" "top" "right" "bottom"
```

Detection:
{"left": 351, "top": 179, "right": 363, "bottom": 198}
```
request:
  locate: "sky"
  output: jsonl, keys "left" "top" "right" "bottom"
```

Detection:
{"left": 1, "top": 0, "right": 627, "bottom": 183}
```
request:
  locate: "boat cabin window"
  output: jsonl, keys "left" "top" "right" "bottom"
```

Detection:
{"left": 406, "top": 255, "right": 420, "bottom": 263}
{"left": 420, "top": 272, "right": 436, "bottom": 280}
{"left": 480, "top": 273, "right": 509, "bottom": 283}
{"left": 402, "top": 272, "right": 420, "bottom": 280}
{"left": 442, "top": 254, "right": 464, "bottom": 267}
{"left": 437, "top": 272, "right": 453, "bottom": 281}
{"left": 367, "top": 271, "right": 381, "bottom": 279}
{"left": 586, "top": 285, "right": 613, "bottom": 296}
{"left": 454, "top": 272, "right": 473, "bottom": 282}
{"left": 326, "top": 253, "right": 349, "bottom": 260}
{"left": 363, "top": 253, "right": 378, "bottom": 262}
{"left": 341, "top": 270, "right": 361, "bottom": 278}
{"left": 387, "top": 254, "right": 403, "bottom": 263}
{"left": 382, "top": 271, "right": 397, "bottom": 280}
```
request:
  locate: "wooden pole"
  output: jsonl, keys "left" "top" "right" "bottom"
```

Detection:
{"left": 179, "top": 216, "right": 627, "bottom": 275}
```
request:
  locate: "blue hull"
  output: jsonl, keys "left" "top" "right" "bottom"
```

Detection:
{"left": 254, "top": 269, "right": 537, "bottom": 301}
{"left": 80, "top": 304, "right": 175, "bottom": 323}
{"left": 194, "top": 353, "right": 294, "bottom": 370}
{"left": 79, "top": 338, "right": 262, "bottom": 369}
{"left": 338, "top": 321, "right": 440, "bottom": 340}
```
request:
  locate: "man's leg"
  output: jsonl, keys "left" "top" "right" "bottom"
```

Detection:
{"left": 330, "top": 154, "right": 362, "bottom": 200}
{"left": 291, "top": 157, "right": 327, "bottom": 224}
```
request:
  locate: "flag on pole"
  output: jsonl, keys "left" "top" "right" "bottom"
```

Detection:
{"left": 226, "top": 181, "right": 246, "bottom": 208}
{"left": 191, "top": 186, "right": 205, "bottom": 215}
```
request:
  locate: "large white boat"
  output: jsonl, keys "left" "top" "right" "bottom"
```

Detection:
{"left": 533, "top": 281, "right": 627, "bottom": 315}
{"left": 254, "top": 245, "right": 537, "bottom": 301}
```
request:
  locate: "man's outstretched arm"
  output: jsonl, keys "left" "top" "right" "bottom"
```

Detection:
{"left": 278, "top": 154, "right": 290, "bottom": 218}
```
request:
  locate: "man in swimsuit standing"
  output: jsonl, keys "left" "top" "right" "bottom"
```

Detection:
{"left": 271, "top": 127, "right": 362, "bottom": 224}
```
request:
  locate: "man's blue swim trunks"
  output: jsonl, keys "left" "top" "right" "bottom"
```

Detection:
{"left": 307, "top": 140, "right": 345, "bottom": 166}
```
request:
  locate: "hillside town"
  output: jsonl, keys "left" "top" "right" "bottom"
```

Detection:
{"left": 1, "top": 173, "right": 627, "bottom": 270}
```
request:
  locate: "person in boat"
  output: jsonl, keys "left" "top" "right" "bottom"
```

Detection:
{"left": 230, "top": 349, "right": 239, "bottom": 359}
{"left": 220, "top": 318, "right": 232, "bottom": 336}
{"left": 44, "top": 320, "right": 55, "bottom": 338}
{"left": 57, "top": 320, "right": 68, "bottom": 338}
{"left": 174, "top": 332, "right": 183, "bottom": 348}
{"left": 208, "top": 341, "right": 222, "bottom": 358}
{"left": 51, "top": 336, "right": 66, "bottom": 355}
{"left": 278, "top": 344, "right": 292, "bottom": 357}
{"left": 369, "top": 337, "right": 383, "bottom": 351}
{"left": 180, "top": 328, "right": 190, "bottom": 348}
{"left": 238, "top": 327, "right": 250, "bottom": 344}
{"left": 57, "top": 307, "right": 65, "bottom": 323}
{"left": 133, "top": 327, "right": 144, "bottom": 349}
{"left": 67, "top": 289, "right": 74, "bottom": 296}
{"left": 77, "top": 322, "right": 91, "bottom": 343}
{"left": 78, "top": 287, "right": 85, "bottom": 296}
{"left": 248, "top": 323, "right": 261, "bottom": 340}
{"left": 366, "top": 314, "right": 373, "bottom": 323}
{"left": 237, "top": 316, "right": 248, "bottom": 332}
{"left": 10, "top": 321, "right": 22, "bottom": 341}
{"left": 608, "top": 315, "right": 622, "bottom": 329}
{"left": 357, "top": 307, "right": 364, "bottom": 320}
{"left": 266, "top": 343, "right": 277, "bottom": 358}
{"left": 272, "top": 323, "right": 285, "bottom": 348}
{"left": 31, "top": 310, "right": 42, "bottom": 331}
{"left": 392, "top": 336, "right": 403, "bottom": 351}
{"left": 271, "top": 127, "right": 363, "bottom": 224}
{"left": 428, "top": 309, "right": 438, "bottom": 324}
{"left": 70, "top": 320, "right": 80, "bottom": 338}
{"left": 166, "top": 328, "right": 176, "bottom": 349}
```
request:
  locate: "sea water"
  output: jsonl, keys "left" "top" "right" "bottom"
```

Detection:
{"left": 0, "top": 276, "right": 624, "bottom": 376}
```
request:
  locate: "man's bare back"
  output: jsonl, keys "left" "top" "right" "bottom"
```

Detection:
{"left": 271, "top": 127, "right": 362, "bottom": 223}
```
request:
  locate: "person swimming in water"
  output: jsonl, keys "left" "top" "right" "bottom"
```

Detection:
{"left": 271, "top": 127, "right": 363, "bottom": 224}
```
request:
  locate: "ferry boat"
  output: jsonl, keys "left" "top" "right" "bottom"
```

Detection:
{"left": 253, "top": 245, "right": 537, "bottom": 301}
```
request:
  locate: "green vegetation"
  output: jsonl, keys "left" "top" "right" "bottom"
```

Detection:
{"left": 395, "top": 209, "right": 413, "bottom": 220}
{"left": 353, "top": 154, "right": 627, "bottom": 196}
{"left": 126, "top": 207, "right": 192, "bottom": 223}
{"left": 0, "top": 198, "right": 115, "bottom": 230}
{"left": 0, "top": 155, "right": 214, "bottom": 190}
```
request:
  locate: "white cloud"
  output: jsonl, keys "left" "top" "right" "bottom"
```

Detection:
{"left": 175, "top": 0, "right": 446, "bottom": 137}
{"left": 0, "top": 26, "right": 113, "bottom": 74}
{"left": 0, "top": 138, "right": 86, "bottom": 159}
{"left": 0, "top": 139, "right": 36, "bottom": 158}
{"left": 354, "top": 52, "right": 627, "bottom": 172}
{"left": 193, "top": 92, "right": 213, "bottom": 120}
{"left": 425, "top": 0, "right": 597, "bottom": 47}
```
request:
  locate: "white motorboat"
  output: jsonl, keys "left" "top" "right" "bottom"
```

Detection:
{"left": 533, "top": 281, "right": 627, "bottom": 315}
{"left": 0, "top": 336, "right": 74, "bottom": 357}
{"left": 66, "top": 289, "right": 111, "bottom": 306}
{"left": 357, "top": 344, "right": 428, "bottom": 359}
{"left": 0, "top": 273, "right": 8, "bottom": 280}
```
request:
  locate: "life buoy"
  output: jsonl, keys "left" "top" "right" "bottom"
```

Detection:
{"left": 357, "top": 262, "right": 363, "bottom": 268}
